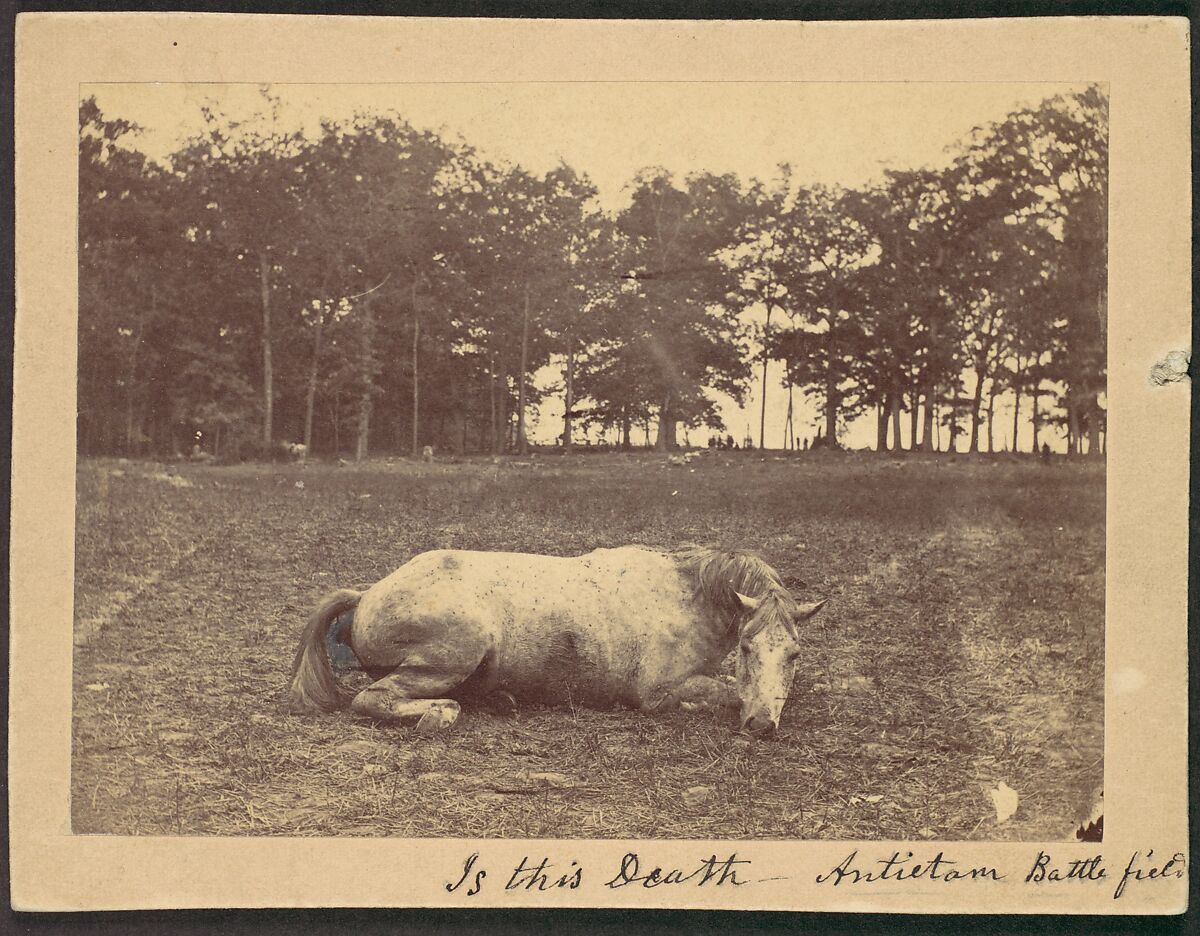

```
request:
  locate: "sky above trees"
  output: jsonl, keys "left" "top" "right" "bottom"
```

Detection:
{"left": 88, "top": 81, "right": 1085, "bottom": 207}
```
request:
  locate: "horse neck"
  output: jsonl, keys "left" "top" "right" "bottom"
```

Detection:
{"left": 679, "top": 548, "right": 789, "bottom": 642}
{"left": 693, "top": 594, "right": 743, "bottom": 654}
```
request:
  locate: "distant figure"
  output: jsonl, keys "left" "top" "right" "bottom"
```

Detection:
{"left": 725, "top": 433, "right": 736, "bottom": 450}
{"left": 1040, "top": 442, "right": 1051, "bottom": 464}
{"left": 422, "top": 445, "right": 434, "bottom": 463}
{"left": 802, "top": 438, "right": 809, "bottom": 452}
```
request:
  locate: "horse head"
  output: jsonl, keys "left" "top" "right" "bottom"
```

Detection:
{"left": 732, "top": 591, "right": 827, "bottom": 736}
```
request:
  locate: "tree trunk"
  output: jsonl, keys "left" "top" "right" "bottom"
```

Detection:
{"left": 875, "top": 402, "right": 888, "bottom": 452}
{"left": 1086, "top": 393, "right": 1101, "bottom": 458}
{"left": 354, "top": 298, "right": 375, "bottom": 462}
{"left": 498, "top": 359, "right": 510, "bottom": 454}
{"left": 355, "top": 392, "right": 370, "bottom": 462}
{"left": 330, "top": 393, "right": 341, "bottom": 454}
{"left": 1011, "top": 372, "right": 1021, "bottom": 454}
{"left": 1031, "top": 382, "right": 1040, "bottom": 452}
{"left": 919, "top": 388, "right": 936, "bottom": 453}
{"left": 563, "top": 327, "right": 575, "bottom": 453}
{"left": 620, "top": 415, "right": 631, "bottom": 450}
{"left": 824, "top": 373, "right": 838, "bottom": 448}
{"left": 784, "top": 378, "right": 795, "bottom": 450}
{"left": 917, "top": 317, "right": 939, "bottom": 452}
{"left": 489, "top": 353, "right": 498, "bottom": 455}
{"left": 124, "top": 294, "right": 149, "bottom": 455}
{"left": 1067, "top": 394, "right": 1081, "bottom": 456}
{"left": 822, "top": 306, "right": 839, "bottom": 447}
{"left": 656, "top": 392, "right": 676, "bottom": 451}
{"left": 968, "top": 365, "right": 985, "bottom": 454}
{"left": 909, "top": 393, "right": 920, "bottom": 452}
{"left": 411, "top": 277, "right": 421, "bottom": 456}
{"left": 258, "top": 252, "right": 274, "bottom": 449}
{"left": 302, "top": 304, "right": 325, "bottom": 460}
{"left": 516, "top": 284, "right": 531, "bottom": 456}
{"left": 985, "top": 381, "right": 996, "bottom": 454}
{"left": 759, "top": 305, "right": 772, "bottom": 450}
{"left": 889, "top": 390, "right": 903, "bottom": 453}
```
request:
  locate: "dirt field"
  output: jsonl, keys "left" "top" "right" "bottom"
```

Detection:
{"left": 71, "top": 450, "right": 1104, "bottom": 840}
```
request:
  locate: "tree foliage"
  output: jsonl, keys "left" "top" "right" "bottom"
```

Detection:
{"left": 78, "top": 86, "right": 1108, "bottom": 458}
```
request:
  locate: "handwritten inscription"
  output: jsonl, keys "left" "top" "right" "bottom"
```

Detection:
{"left": 444, "top": 848, "right": 1186, "bottom": 901}
{"left": 604, "top": 853, "right": 750, "bottom": 889}
{"left": 445, "top": 852, "right": 749, "bottom": 896}
{"left": 506, "top": 856, "right": 584, "bottom": 891}
{"left": 445, "top": 852, "right": 487, "bottom": 896}
{"left": 1114, "top": 851, "right": 1186, "bottom": 900}
{"left": 1024, "top": 851, "right": 1106, "bottom": 883}
{"left": 816, "top": 850, "right": 1004, "bottom": 885}
{"left": 1024, "top": 850, "right": 1186, "bottom": 899}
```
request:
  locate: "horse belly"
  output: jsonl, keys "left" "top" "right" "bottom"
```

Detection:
{"left": 488, "top": 601, "right": 639, "bottom": 709}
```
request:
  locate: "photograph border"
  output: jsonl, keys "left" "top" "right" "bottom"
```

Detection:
{"left": 10, "top": 10, "right": 1192, "bottom": 916}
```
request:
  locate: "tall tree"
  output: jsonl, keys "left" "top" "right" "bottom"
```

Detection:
{"left": 172, "top": 92, "right": 307, "bottom": 451}
{"left": 734, "top": 168, "right": 794, "bottom": 449}
{"left": 960, "top": 86, "right": 1108, "bottom": 455}
{"left": 772, "top": 185, "right": 874, "bottom": 448}
{"left": 614, "top": 169, "right": 751, "bottom": 449}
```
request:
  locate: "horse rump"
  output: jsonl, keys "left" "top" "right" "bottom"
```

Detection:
{"left": 287, "top": 588, "right": 363, "bottom": 713}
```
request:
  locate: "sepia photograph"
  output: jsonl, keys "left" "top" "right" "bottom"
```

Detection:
{"left": 10, "top": 12, "right": 1191, "bottom": 915}
{"left": 71, "top": 78, "right": 1108, "bottom": 843}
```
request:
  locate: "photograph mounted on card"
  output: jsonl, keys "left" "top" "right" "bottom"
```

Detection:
{"left": 10, "top": 13, "right": 1190, "bottom": 914}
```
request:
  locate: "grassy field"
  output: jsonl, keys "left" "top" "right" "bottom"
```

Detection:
{"left": 71, "top": 450, "right": 1104, "bottom": 840}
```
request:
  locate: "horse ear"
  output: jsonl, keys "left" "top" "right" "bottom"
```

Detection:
{"left": 793, "top": 598, "right": 827, "bottom": 621}
{"left": 734, "top": 592, "right": 761, "bottom": 612}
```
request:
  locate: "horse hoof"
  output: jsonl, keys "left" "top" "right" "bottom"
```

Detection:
{"left": 414, "top": 701, "right": 460, "bottom": 736}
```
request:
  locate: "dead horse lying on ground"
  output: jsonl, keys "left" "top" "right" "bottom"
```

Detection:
{"left": 287, "top": 545, "right": 827, "bottom": 736}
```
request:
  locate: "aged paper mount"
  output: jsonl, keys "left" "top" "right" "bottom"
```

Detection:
{"left": 11, "top": 14, "right": 1191, "bottom": 913}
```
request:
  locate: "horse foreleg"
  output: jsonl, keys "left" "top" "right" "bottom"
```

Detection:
{"left": 659, "top": 674, "right": 739, "bottom": 714}
{"left": 351, "top": 679, "right": 461, "bottom": 735}
{"left": 351, "top": 667, "right": 471, "bottom": 735}
{"left": 350, "top": 638, "right": 489, "bottom": 735}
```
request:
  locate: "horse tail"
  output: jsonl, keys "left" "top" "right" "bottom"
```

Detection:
{"left": 287, "top": 589, "right": 362, "bottom": 713}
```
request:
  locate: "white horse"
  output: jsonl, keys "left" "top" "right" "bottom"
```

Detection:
{"left": 288, "top": 546, "right": 826, "bottom": 736}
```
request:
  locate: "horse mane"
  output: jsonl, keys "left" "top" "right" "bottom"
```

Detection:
{"left": 674, "top": 547, "right": 799, "bottom": 639}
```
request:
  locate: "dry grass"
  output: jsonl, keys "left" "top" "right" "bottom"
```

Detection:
{"left": 71, "top": 450, "right": 1104, "bottom": 840}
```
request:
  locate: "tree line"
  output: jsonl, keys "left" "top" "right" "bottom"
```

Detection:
{"left": 78, "top": 86, "right": 1107, "bottom": 460}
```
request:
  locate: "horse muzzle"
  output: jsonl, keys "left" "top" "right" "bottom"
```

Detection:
{"left": 740, "top": 713, "right": 778, "bottom": 737}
